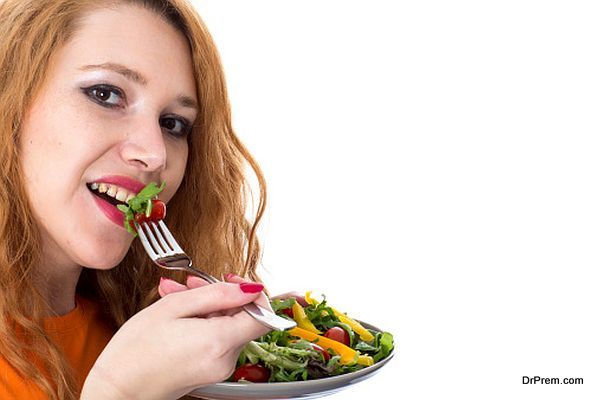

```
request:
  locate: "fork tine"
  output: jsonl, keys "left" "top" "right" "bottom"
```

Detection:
{"left": 136, "top": 222, "right": 159, "bottom": 257}
{"left": 139, "top": 222, "right": 166, "bottom": 257}
{"left": 157, "top": 220, "right": 184, "bottom": 253}
{"left": 146, "top": 221, "right": 173, "bottom": 255}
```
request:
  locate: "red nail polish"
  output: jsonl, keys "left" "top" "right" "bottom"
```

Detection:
{"left": 224, "top": 273, "right": 236, "bottom": 281}
{"left": 239, "top": 282, "right": 264, "bottom": 293}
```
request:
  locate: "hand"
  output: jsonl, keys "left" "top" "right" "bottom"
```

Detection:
{"left": 81, "top": 279, "right": 271, "bottom": 400}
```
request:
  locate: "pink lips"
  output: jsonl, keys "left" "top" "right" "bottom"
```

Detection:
{"left": 92, "top": 194, "right": 126, "bottom": 227}
{"left": 88, "top": 175, "right": 146, "bottom": 228}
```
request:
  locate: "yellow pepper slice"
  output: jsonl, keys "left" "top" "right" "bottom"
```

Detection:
{"left": 292, "top": 301, "right": 321, "bottom": 334}
{"left": 288, "top": 327, "right": 358, "bottom": 365}
{"left": 357, "top": 355, "right": 374, "bottom": 366}
{"left": 305, "top": 292, "right": 375, "bottom": 342}
{"left": 336, "top": 314, "right": 375, "bottom": 342}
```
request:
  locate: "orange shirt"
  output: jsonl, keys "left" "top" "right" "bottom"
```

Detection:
{"left": 0, "top": 297, "right": 115, "bottom": 399}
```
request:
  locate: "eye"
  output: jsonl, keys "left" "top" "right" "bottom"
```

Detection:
{"left": 81, "top": 84, "right": 125, "bottom": 108}
{"left": 159, "top": 115, "right": 192, "bottom": 138}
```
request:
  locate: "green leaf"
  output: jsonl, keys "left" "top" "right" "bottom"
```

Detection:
{"left": 135, "top": 181, "right": 165, "bottom": 202}
{"left": 354, "top": 341, "right": 378, "bottom": 352}
{"left": 303, "top": 295, "right": 339, "bottom": 331}
{"left": 373, "top": 332, "right": 394, "bottom": 362}
{"left": 270, "top": 298, "right": 296, "bottom": 313}
{"left": 116, "top": 181, "right": 166, "bottom": 236}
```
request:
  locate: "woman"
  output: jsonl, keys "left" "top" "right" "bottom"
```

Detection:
{"left": 0, "top": 0, "right": 271, "bottom": 398}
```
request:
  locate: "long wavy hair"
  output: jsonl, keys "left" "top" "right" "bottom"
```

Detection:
{"left": 0, "top": 0, "right": 266, "bottom": 398}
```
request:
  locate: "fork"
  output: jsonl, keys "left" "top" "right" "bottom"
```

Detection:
{"left": 135, "top": 220, "right": 297, "bottom": 331}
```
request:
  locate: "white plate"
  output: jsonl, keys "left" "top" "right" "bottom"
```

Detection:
{"left": 187, "top": 322, "right": 394, "bottom": 400}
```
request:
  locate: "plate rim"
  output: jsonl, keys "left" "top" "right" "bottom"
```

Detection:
{"left": 190, "top": 319, "right": 395, "bottom": 396}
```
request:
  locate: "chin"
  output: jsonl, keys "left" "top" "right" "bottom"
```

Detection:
{"left": 84, "top": 254, "right": 128, "bottom": 270}
{"left": 75, "top": 236, "right": 133, "bottom": 270}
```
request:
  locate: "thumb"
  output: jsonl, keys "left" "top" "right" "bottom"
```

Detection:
{"left": 158, "top": 277, "right": 188, "bottom": 297}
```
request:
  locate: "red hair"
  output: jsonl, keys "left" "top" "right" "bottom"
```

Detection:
{"left": 0, "top": 0, "right": 266, "bottom": 398}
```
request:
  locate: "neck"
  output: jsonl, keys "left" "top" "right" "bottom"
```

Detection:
{"left": 35, "top": 263, "right": 82, "bottom": 316}
{"left": 36, "top": 237, "right": 84, "bottom": 316}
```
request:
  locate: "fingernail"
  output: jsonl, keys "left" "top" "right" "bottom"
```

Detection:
{"left": 239, "top": 282, "right": 264, "bottom": 293}
{"left": 224, "top": 273, "right": 236, "bottom": 281}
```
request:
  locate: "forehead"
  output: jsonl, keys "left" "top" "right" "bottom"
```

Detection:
{"left": 55, "top": 4, "right": 196, "bottom": 94}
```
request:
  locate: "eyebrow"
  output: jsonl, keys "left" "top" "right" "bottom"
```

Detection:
{"left": 79, "top": 62, "right": 199, "bottom": 110}
{"left": 80, "top": 62, "right": 148, "bottom": 85}
{"left": 176, "top": 94, "right": 199, "bottom": 110}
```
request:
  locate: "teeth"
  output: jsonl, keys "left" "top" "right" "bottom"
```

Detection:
{"left": 106, "top": 184, "right": 117, "bottom": 197}
{"left": 90, "top": 182, "right": 136, "bottom": 204}
{"left": 115, "top": 188, "right": 128, "bottom": 202}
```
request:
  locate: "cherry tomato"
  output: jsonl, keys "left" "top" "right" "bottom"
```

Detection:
{"left": 309, "top": 343, "right": 331, "bottom": 362}
{"left": 233, "top": 363, "right": 270, "bottom": 383}
{"left": 149, "top": 199, "right": 166, "bottom": 221}
{"left": 134, "top": 199, "right": 167, "bottom": 224}
{"left": 323, "top": 327, "right": 350, "bottom": 346}
{"left": 280, "top": 307, "right": 294, "bottom": 318}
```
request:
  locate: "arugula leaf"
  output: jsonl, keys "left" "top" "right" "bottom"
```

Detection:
{"left": 303, "top": 296, "right": 338, "bottom": 331}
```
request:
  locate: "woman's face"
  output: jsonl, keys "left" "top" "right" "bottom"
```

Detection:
{"left": 19, "top": 5, "right": 198, "bottom": 270}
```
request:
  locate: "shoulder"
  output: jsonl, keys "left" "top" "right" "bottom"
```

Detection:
{"left": 0, "top": 355, "right": 46, "bottom": 399}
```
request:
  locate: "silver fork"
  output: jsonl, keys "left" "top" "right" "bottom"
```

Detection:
{"left": 135, "top": 220, "right": 296, "bottom": 331}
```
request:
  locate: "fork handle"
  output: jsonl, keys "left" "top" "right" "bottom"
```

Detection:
{"left": 184, "top": 268, "right": 219, "bottom": 284}
{"left": 183, "top": 267, "right": 296, "bottom": 331}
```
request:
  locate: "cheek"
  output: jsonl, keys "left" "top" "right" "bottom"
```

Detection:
{"left": 21, "top": 91, "right": 101, "bottom": 164}
{"left": 164, "top": 142, "right": 188, "bottom": 201}
{"left": 19, "top": 106, "right": 70, "bottom": 200}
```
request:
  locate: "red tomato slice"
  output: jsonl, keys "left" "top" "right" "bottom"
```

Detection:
{"left": 233, "top": 363, "right": 270, "bottom": 383}
{"left": 323, "top": 326, "right": 351, "bottom": 347}
{"left": 149, "top": 199, "right": 166, "bottom": 221}
{"left": 309, "top": 343, "right": 331, "bottom": 362}
{"left": 281, "top": 307, "right": 294, "bottom": 318}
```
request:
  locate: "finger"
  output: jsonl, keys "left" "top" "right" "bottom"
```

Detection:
{"left": 186, "top": 275, "right": 210, "bottom": 289}
{"left": 205, "top": 311, "right": 225, "bottom": 318}
{"left": 224, "top": 274, "right": 272, "bottom": 311}
{"left": 223, "top": 273, "right": 247, "bottom": 284}
{"left": 158, "top": 277, "right": 188, "bottom": 297}
{"left": 211, "top": 308, "right": 273, "bottom": 348}
{"left": 160, "top": 281, "right": 264, "bottom": 318}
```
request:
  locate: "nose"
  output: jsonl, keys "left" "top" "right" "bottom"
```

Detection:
{"left": 120, "top": 116, "right": 167, "bottom": 172}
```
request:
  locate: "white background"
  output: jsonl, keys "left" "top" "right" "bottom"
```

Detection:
{"left": 191, "top": 1, "right": 600, "bottom": 399}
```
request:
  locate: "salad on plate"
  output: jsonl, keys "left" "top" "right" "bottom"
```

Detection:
{"left": 230, "top": 292, "right": 394, "bottom": 383}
